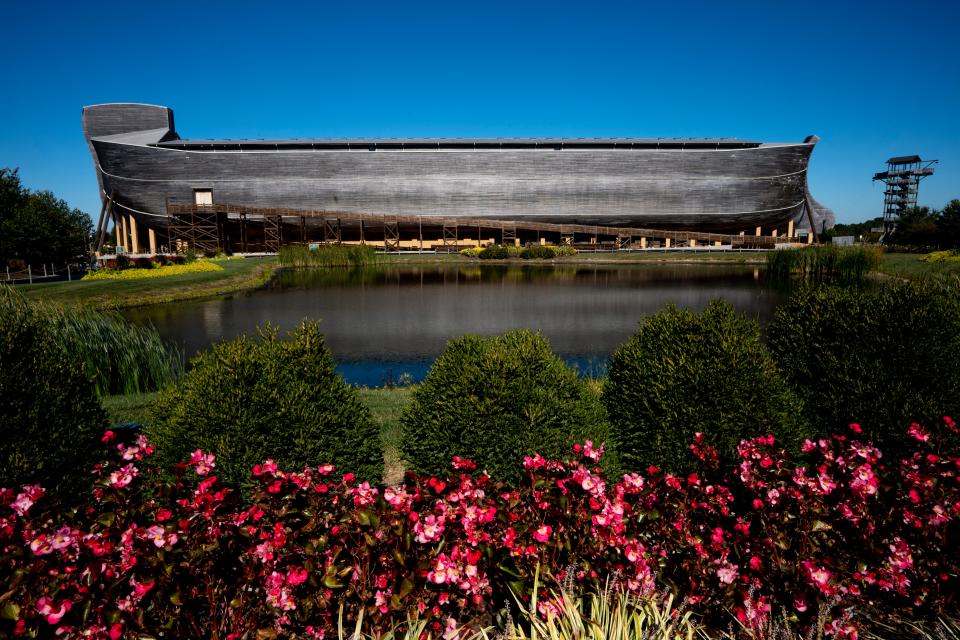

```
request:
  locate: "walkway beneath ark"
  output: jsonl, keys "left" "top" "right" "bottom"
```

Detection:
{"left": 164, "top": 203, "right": 811, "bottom": 255}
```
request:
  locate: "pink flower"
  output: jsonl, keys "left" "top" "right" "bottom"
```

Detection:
{"left": 36, "top": 597, "right": 71, "bottom": 625}
{"left": 532, "top": 524, "right": 553, "bottom": 543}
{"left": 451, "top": 455, "right": 477, "bottom": 471}
{"left": 189, "top": 449, "right": 216, "bottom": 475}
{"left": 803, "top": 561, "right": 832, "bottom": 592}
{"left": 30, "top": 534, "right": 53, "bottom": 555}
{"left": 352, "top": 481, "right": 378, "bottom": 507}
{"left": 443, "top": 617, "right": 460, "bottom": 640}
{"left": 717, "top": 562, "right": 739, "bottom": 585}
{"left": 582, "top": 440, "right": 604, "bottom": 461}
{"left": 12, "top": 485, "right": 44, "bottom": 515}
{"left": 109, "top": 463, "right": 138, "bottom": 488}
{"left": 907, "top": 422, "right": 929, "bottom": 443}
{"left": 414, "top": 514, "right": 445, "bottom": 543}
{"left": 50, "top": 526, "right": 75, "bottom": 551}
{"left": 286, "top": 566, "right": 309, "bottom": 586}
{"left": 849, "top": 422, "right": 862, "bottom": 434}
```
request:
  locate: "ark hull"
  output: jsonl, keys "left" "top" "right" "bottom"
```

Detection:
{"left": 83, "top": 103, "right": 832, "bottom": 248}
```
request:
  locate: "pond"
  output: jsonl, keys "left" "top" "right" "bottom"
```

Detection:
{"left": 122, "top": 263, "right": 785, "bottom": 386}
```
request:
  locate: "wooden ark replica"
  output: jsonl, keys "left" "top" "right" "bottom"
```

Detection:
{"left": 82, "top": 103, "right": 835, "bottom": 254}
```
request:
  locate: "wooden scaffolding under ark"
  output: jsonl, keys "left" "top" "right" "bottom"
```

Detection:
{"left": 165, "top": 202, "right": 807, "bottom": 254}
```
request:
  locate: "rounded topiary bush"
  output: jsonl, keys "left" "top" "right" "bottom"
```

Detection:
{"left": 520, "top": 245, "right": 557, "bottom": 259}
{"left": 0, "top": 288, "right": 106, "bottom": 498}
{"left": 478, "top": 245, "right": 510, "bottom": 259}
{"left": 768, "top": 281, "right": 960, "bottom": 448}
{"left": 400, "top": 329, "right": 614, "bottom": 481}
{"left": 148, "top": 321, "right": 382, "bottom": 488}
{"left": 604, "top": 300, "right": 807, "bottom": 473}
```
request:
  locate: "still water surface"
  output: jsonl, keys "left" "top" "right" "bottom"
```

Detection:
{"left": 122, "top": 264, "right": 783, "bottom": 386}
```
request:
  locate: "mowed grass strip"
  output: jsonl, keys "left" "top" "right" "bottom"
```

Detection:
{"left": 102, "top": 386, "right": 416, "bottom": 484}
{"left": 21, "top": 257, "right": 277, "bottom": 309}
{"left": 876, "top": 252, "right": 960, "bottom": 282}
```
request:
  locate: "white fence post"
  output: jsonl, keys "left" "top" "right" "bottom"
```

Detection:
{"left": 28, "top": 265, "right": 32, "bottom": 284}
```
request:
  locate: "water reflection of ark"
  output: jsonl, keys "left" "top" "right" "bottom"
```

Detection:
{"left": 122, "top": 264, "right": 783, "bottom": 387}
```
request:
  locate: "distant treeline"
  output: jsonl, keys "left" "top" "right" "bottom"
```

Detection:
{"left": 1, "top": 168, "right": 93, "bottom": 268}
{"left": 826, "top": 200, "right": 960, "bottom": 249}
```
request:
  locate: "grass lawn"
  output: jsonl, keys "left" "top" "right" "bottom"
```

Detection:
{"left": 20, "top": 256, "right": 277, "bottom": 309}
{"left": 102, "top": 385, "right": 416, "bottom": 484}
{"left": 876, "top": 252, "right": 960, "bottom": 282}
{"left": 356, "top": 386, "right": 415, "bottom": 484}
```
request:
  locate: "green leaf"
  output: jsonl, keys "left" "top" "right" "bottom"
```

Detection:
{"left": 1, "top": 602, "right": 20, "bottom": 621}
{"left": 322, "top": 575, "right": 344, "bottom": 589}
{"left": 398, "top": 577, "right": 414, "bottom": 599}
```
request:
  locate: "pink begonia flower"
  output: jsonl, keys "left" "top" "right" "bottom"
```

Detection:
{"left": 50, "top": 526, "right": 75, "bottom": 551}
{"left": 352, "top": 481, "right": 378, "bottom": 506}
{"left": 286, "top": 566, "right": 309, "bottom": 586}
{"left": 414, "top": 514, "right": 444, "bottom": 543}
{"left": 189, "top": 449, "right": 216, "bottom": 475}
{"left": 717, "top": 563, "right": 739, "bottom": 585}
{"left": 145, "top": 525, "right": 167, "bottom": 547}
{"left": 12, "top": 485, "right": 44, "bottom": 515}
{"left": 109, "top": 463, "right": 138, "bottom": 488}
{"left": 36, "top": 597, "right": 71, "bottom": 625}
{"left": 30, "top": 533, "right": 53, "bottom": 555}
{"left": 582, "top": 440, "right": 604, "bottom": 461}
{"left": 802, "top": 561, "right": 832, "bottom": 591}
{"left": 443, "top": 617, "right": 460, "bottom": 640}
{"left": 532, "top": 524, "right": 552, "bottom": 543}
{"left": 907, "top": 422, "right": 929, "bottom": 443}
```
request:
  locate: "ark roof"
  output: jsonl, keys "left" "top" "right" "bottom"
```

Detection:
{"left": 151, "top": 137, "right": 766, "bottom": 151}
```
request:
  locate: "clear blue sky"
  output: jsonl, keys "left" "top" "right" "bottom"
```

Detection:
{"left": 1, "top": 0, "right": 957, "bottom": 225}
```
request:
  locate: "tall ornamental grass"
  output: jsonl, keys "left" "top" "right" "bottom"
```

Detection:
{"left": 766, "top": 245, "right": 882, "bottom": 281}
{"left": 279, "top": 244, "right": 381, "bottom": 268}
{"left": 0, "top": 286, "right": 181, "bottom": 396}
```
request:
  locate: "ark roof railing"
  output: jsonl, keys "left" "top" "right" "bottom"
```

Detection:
{"left": 151, "top": 137, "right": 766, "bottom": 152}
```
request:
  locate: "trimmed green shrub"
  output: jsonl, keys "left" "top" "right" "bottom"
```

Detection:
{"left": 400, "top": 329, "right": 614, "bottom": 481}
{"left": 604, "top": 301, "right": 807, "bottom": 473}
{"left": 768, "top": 281, "right": 960, "bottom": 447}
{"left": 521, "top": 245, "right": 557, "bottom": 259}
{"left": 148, "top": 321, "right": 382, "bottom": 489}
{"left": 478, "top": 245, "right": 510, "bottom": 259}
{"left": 0, "top": 287, "right": 107, "bottom": 497}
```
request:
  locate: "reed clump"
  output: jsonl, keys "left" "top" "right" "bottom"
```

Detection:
{"left": 279, "top": 244, "right": 381, "bottom": 268}
{"left": 766, "top": 244, "right": 882, "bottom": 281}
{"left": 0, "top": 286, "right": 181, "bottom": 396}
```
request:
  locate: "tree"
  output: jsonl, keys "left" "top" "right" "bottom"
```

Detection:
{"left": 939, "top": 199, "right": 960, "bottom": 249}
{"left": 890, "top": 206, "right": 940, "bottom": 247}
{"left": 0, "top": 168, "right": 93, "bottom": 268}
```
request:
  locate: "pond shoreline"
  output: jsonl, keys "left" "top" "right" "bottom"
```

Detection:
{"left": 19, "top": 251, "right": 768, "bottom": 310}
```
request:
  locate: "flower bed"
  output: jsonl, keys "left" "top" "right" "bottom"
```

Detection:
{"left": 1, "top": 419, "right": 957, "bottom": 639}
{"left": 83, "top": 259, "right": 224, "bottom": 281}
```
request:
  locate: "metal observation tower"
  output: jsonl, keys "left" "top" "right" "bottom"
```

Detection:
{"left": 873, "top": 155, "right": 937, "bottom": 239}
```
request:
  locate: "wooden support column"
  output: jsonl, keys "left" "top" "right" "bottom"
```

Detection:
{"left": 689, "top": 239, "right": 696, "bottom": 248}
{"left": 787, "top": 219, "right": 795, "bottom": 239}
{"left": 120, "top": 216, "right": 129, "bottom": 252}
{"left": 771, "top": 229, "right": 778, "bottom": 238}
{"left": 755, "top": 226, "right": 762, "bottom": 237}
{"left": 665, "top": 238, "right": 671, "bottom": 248}
{"left": 128, "top": 215, "right": 140, "bottom": 253}
{"left": 148, "top": 228, "right": 157, "bottom": 254}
